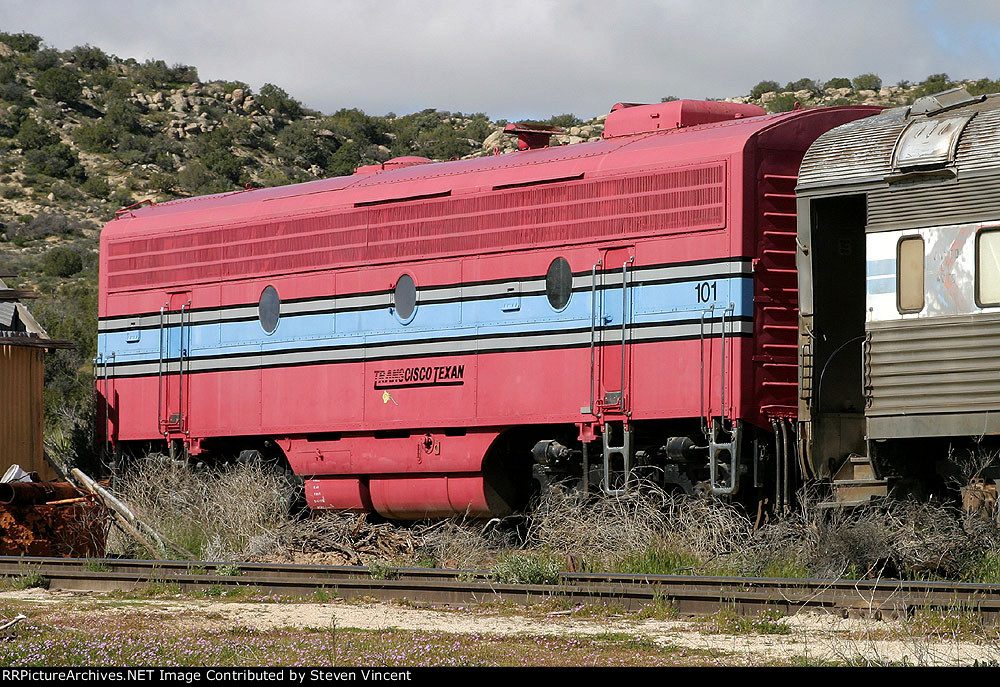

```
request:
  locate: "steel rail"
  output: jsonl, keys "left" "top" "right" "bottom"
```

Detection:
{"left": 3, "top": 557, "right": 1000, "bottom": 622}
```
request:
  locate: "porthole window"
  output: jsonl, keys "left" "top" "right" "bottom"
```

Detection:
{"left": 897, "top": 236, "right": 924, "bottom": 313}
{"left": 394, "top": 274, "right": 416, "bottom": 322}
{"left": 978, "top": 229, "right": 1000, "bottom": 307}
{"left": 545, "top": 257, "right": 572, "bottom": 310}
{"left": 258, "top": 285, "right": 280, "bottom": 333}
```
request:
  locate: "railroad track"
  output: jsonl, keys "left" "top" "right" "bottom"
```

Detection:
{"left": 2, "top": 556, "right": 1000, "bottom": 622}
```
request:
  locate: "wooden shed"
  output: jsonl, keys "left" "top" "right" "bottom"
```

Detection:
{"left": 0, "top": 274, "right": 73, "bottom": 480}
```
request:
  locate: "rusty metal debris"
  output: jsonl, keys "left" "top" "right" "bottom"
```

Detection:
{"left": 0, "top": 498, "right": 106, "bottom": 557}
{"left": 0, "top": 464, "right": 106, "bottom": 557}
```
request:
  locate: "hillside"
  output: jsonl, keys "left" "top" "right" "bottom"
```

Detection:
{"left": 0, "top": 29, "right": 995, "bottom": 456}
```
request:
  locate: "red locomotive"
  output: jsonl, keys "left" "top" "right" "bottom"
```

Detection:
{"left": 96, "top": 100, "right": 879, "bottom": 518}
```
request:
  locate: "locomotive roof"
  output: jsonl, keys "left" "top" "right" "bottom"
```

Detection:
{"left": 798, "top": 90, "right": 1000, "bottom": 193}
{"left": 103, "top": 104, "right": 875, "bottom": 240}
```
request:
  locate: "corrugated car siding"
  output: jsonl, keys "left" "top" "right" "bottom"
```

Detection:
{"left": 867, "top": 315, "right": 1000, "bottom": 415}
{"left": 867, "top": 175, "right": 1000, "bottom": 230}
{"left": 0, "top": 345, "right": 49, "bottom": 477}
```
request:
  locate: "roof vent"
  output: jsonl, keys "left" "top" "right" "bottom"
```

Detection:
{"left": 910, "top": 87, "right": 979, "bottom": 115}
{"left": 602, "top": 100, "right": 766, "bottom": 139}
{"left": 504, "top": 123, "right": 565, "bottom": 150}
{"left": 354, "top": 156, "right": 433, "bottom": 175}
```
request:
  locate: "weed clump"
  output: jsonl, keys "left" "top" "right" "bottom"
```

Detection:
{"left": 490, "top": 553, "right": 561, "bottom": 585}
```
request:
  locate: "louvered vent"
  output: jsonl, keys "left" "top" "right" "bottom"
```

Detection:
{"left": 107, "top": 164, "right": 726, "bottom": 290}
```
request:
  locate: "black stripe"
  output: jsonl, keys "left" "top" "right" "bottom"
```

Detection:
{"left": 100, "top": 256, "right": 753, "bottom": 324}
{"left": 354, "top": 190, "right": 451, "bottom": 207}
{"left": 100, "top": 269, "right": 754, "bottom": 334}
{"left": 108, "top": 315, "right": 754, "bottom": 368}
{"left": 104, "top": 329, "right": 754, "bottom": 380}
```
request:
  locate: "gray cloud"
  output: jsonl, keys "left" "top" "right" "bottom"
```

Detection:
{"left": 2, "top": 0, "right": 999, "bottom": 120}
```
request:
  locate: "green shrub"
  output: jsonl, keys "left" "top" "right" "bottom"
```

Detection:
{"left": 912, "top": 73, "right": 956, "bottom": 99}
{"left": 73, "top": 121, "right": 118, "bottom": 153}
{"left": 104, "top": 97, "right": 142, "bottom": 133}
{"left": 543, "top": 113, "right": 582, "bottom": 128}
{"left": 42, "top": 246, "right": 84, "bottom": 277}
{"left": 766, "top": 93, "right": 799, "bottom": 113}
{"left": 0, "top": 32, "right": 42, "bottom": 53}
{"left": 86, "top": 69, "right": 118, "bottom": 91}
{"left": 134, "top": 59, "right": 197, "bottom": 88}
{"left": 750, "top": 80, "right": 780, "bottom": 99}
{"left": 0, "top": 61, "right": 15, "bottom": 85}
{"left": 461, "top": 113, "right": 491, "bottom": 141}
{"left": 276, "top": 120, "right": 337, "bottom": 168}
{"left": 16, "top": 117, "right": 58, "bottom": 150}
{"left": 81, "top": 175, "right": 110, "bottom": 199}
{"left": 36, "top": 67, "right": 82, "bottom": 103}
{"left": 10, "top": 212, "right": 79, "bottom": 240}
{"left": 967, "top": 78, "right": 1000, "bottom": 96}
{"left": 32, "top": 49, "right": 61, "bottom": 71}
{"left": 25, "top": 143, "right": 83, "bottom": 179}
{"left": 69, "top": 44, "right": 110, "bottom": 71}
{"left": 785, "top": 78, "right": 821, "bottom": 95}
{"left": 852, "top": 73, "right": 882, "bottom": 91}
{"left": 0, "top": 81, "right": 32, "bottom": 107}
{"left": 256, "top": 83, "right": 303, "bottom": 118}
{"left": 178, "top": 161, "right": 220, "bottom": 195}
{"left": 108, "top": 187, "right": 135, "bottom": 208}
{"left": 823, "top": 77, "right": 852, "bottom": 89}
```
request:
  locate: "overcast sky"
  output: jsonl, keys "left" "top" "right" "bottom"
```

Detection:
{"left": 2, "top": 0, "right": 1000, "bottom": 121}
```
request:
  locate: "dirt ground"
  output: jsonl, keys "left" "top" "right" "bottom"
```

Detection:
{"left": 3, "top": 587, "right": 999, "bottom": 666}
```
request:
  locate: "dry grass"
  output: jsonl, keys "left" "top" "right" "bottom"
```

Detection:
{"left": 110, "top": 455, "right": 296, "bottom": 560}
{"left": 106, "top": 458, "right": 1000, "bottom": 582}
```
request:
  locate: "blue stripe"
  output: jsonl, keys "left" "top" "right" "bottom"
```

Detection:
{"left": 866, "top": 259, "right": 895, "bottom": 277}
{"left": 866, "top": 275, "right": 896, "bottom": 295}
{"left": 99, "top": 276, "right": 754, "bottom": 364}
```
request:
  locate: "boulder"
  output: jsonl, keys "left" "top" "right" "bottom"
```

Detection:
{"left": 482, "top": 129, "right": 505, "bottom": 150}
{"left": 168, "top": 92, "right": 187, "bottom": 113}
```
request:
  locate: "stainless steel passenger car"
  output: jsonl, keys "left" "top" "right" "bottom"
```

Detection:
{"left": 797, "top": 88, "right": 1000, "bottom": 495}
